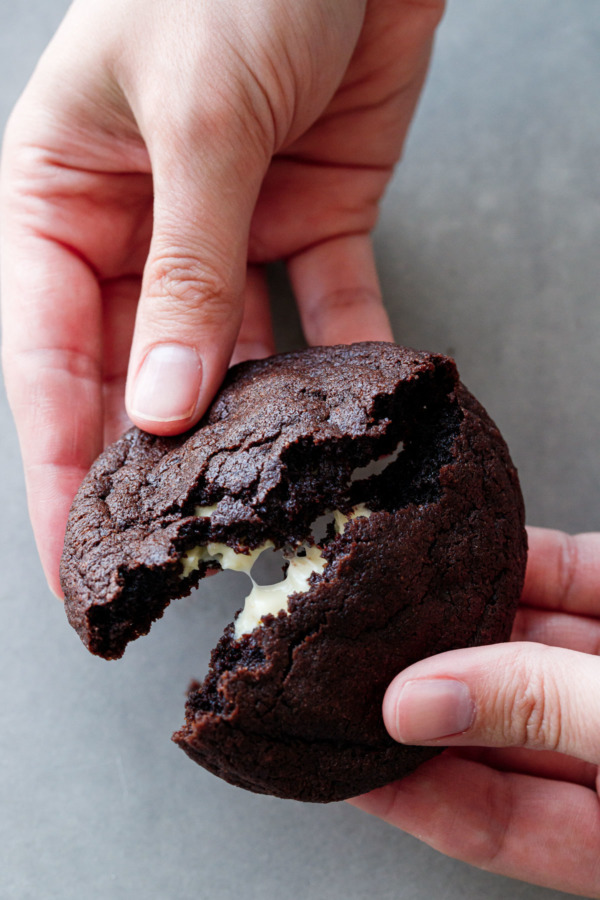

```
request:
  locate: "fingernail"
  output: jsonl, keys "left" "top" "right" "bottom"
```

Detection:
{"left": 393, "top": 679, "right": 475, "bottom": 743}
{"left": 131, "top": 344, "right": 201, "bottom": 423}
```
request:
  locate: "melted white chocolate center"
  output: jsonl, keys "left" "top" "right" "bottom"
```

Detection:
{"left": 333, "top": 502, "right": 372, "bottom": 533}
{"left": 180, "top": 504, "right": 371, "bottom": 639}
{"left": 235, "top": 544, "right": 326, "bottom": 638}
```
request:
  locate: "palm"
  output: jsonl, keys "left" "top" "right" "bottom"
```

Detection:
{"left": 1, "top": 0, "right": 444, "bottom": 591}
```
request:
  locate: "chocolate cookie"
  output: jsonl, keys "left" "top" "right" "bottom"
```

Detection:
{"left": 60, "top": 342, "right": 527, "bottom": 802}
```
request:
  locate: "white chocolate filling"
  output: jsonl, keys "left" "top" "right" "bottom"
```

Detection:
{"left": 194, "top": 503, "right": 218, "bottom": 517}
{"left": 180, "top": 540, "right": 273, "bottom": 580}
{"left": 333, "top": 502, "right": 372, "bottom": 533}
{"left": 180, "top": 503, "right": 371, "bottom": 639}
{"left": 234, "top": 545, "right": 326, "bottom": 638}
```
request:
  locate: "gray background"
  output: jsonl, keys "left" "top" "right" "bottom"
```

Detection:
{"left": 1, "top": 1, "right": 598, "bottom": 898}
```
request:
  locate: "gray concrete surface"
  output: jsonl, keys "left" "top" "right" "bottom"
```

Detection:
{"left": 1, "top": 2, "right": 598, "bottom": 898}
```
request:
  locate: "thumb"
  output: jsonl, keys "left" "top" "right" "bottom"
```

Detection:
{"left": 125, "top": 131, "right": 266, "bottom": 435}
{"left": 383, "top": 642, "right": 600, "bottom": 765}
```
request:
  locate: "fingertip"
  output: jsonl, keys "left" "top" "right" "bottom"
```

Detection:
{"left": 229, "top": 266, "right": 275, "bottom": 366}
{"left": 50, "top": 583, "right": 64, "bottom": 602}
{"left": 229, "top": 341, "right": 274, "bottom": 367}
{"left": 20, "top": 457, "right": 93, "bottom": 610}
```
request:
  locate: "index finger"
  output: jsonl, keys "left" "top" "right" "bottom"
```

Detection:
{"left": 1, "top": 219, "right": 103, "bottom": 596}
{"left": 521, "top": 526, "right": 600, "bottom": 617}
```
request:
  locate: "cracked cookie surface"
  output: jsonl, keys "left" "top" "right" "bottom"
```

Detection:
{"left": 60, "top": 342, "right": 527, "bottom": 802}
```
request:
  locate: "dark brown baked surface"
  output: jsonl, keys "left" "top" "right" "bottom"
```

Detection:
{"left": 60, "top": 342, "right": 527, "bottom": 802}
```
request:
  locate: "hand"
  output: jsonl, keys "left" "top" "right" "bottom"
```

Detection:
{"left": 350, "top": 526, "right": 600, "bottom": 897}
{"left": 0, "top": 0, "right": 445, "bottom": 595}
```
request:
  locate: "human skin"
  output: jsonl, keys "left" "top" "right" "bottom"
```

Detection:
{"left": 0, "top": 0, "right": 443, "bottom": 595}
{"left": 2, "top": 2, "right": 600, "bottom": 895}
{"left": 351, "top": 526, "right": 600, "bottom": 898}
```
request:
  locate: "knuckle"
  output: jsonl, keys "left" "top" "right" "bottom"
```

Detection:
{"left": 3, "top": 346, "right": 100, "bottom": 391}
{"left": 175, "top": 94, "right": 246, "bottom": 152}
{"left": 145, "top": 253, "right": 233, "bottom": 324}
{"left": 150, "top": 77, "right": 271, "bottom": 175}
{"left": 323, "top": 287, "right": 383, "bottom": 312}
{"left": 307, "top": 286, "right": 384, "bottom": 322}
{"left": 504, "top": 647, "right": 562, "bottom": 751}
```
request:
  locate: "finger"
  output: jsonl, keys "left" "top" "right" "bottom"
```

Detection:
{"left": 287, "top": 233, "right": 393, "bottom": 346}
{"left": 449, "top": 746, "right": 598, "bottom": 790}
{"left": 126, "top": 127, "right": 267, "bottom": 435}
{"left": 383, "top": 642, "right": 600, "bottom": 765}
{"left": 349, "top": 754, "right": 600, "bottom": 896}
{"left": 523, "top": 526, "right": 600, "bottom": 616}
{"left": 229, "top": 266, "right": 275, "bottom": 366}
{"left": 101, "top": 275, "right": 139, "bottom": 445}
{"left": 511, "top": 606, "right": 600, "bottom": 655}
{"left": 1, "top": 230, "right": 103, "bottom": 597}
